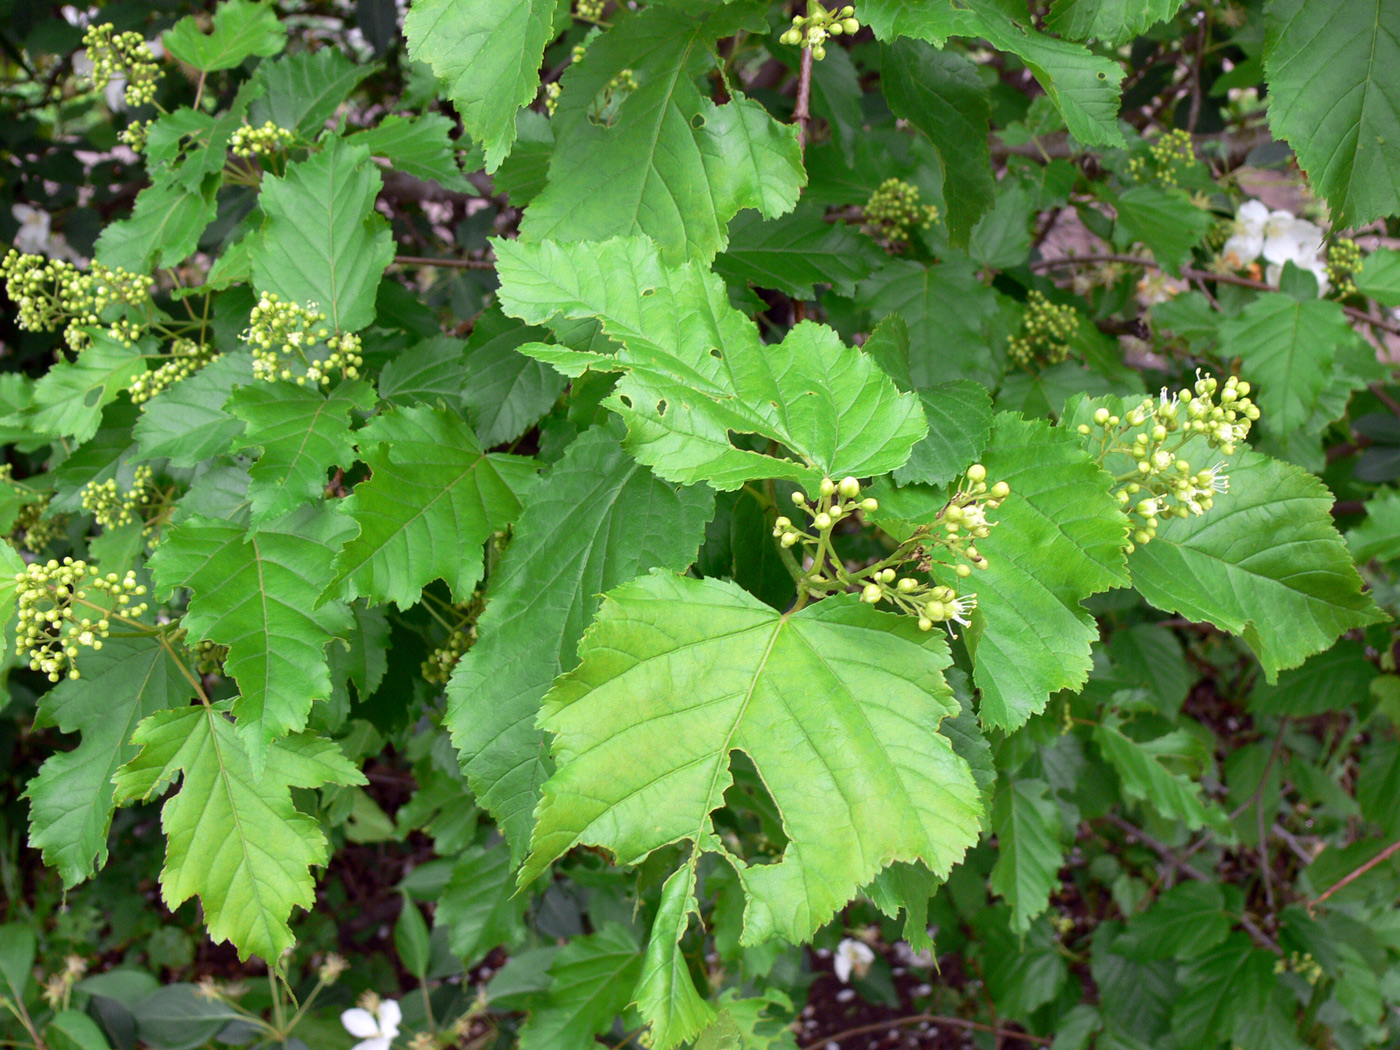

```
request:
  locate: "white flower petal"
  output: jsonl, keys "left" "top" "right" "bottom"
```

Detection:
{"left": 352, "top": 1039, "right": 391, "bottom": 1050}
{"left": 341, "top": 1008, "right": 381, "bottom": 1038}
{"left": 1221, "top": 232, "right": 1262, "bottom": 267}
{"left": 833, "top": 952, "right": 853, "bottom": 983}
{"left": 1237, "top": 200, "right": 1271, "bottom": 233}
{"left": 376, "top": 1000, "right": 402, "bottom": 1038}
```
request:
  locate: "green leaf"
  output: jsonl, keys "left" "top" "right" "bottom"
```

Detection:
{"left": 1127, "top": 450, "right": 1384, "bottom": 679}
{"left": 376, "top": 335, "right": 467, "bottom": 409}
{"left": 1264, "top": 0, "right": 1400, "bottom": 225}
{"left": 436, "top": 845, "right": 527, "bottom": 965}
{"left": 250, "top": 136, "right": 395, "bottom": 332}
{"left": 714, "top": 206, "right": 884, "bottom": 299}
{"left": 351, "top": 114, "right": 471, "bottom": 192}
{"left": 1046, "top": 0, "right": 1184, "bottom": 45}
{"left": 461, "top": 309, "right": 567, "bottom": 447}
{"left": 523, "top": 572, "right": 982, "bottom": 952}
{"left": 1094, "top": 713, "right": 1216, "bottom": 830}
{"left": 163, "top": 0, "right": 286, "bottom": 72}
{"left": 134, "top": 353, "right": 253, "bottom": 468}
{"left": 856, "top": 258, "right": 1001, "bottom": 388}
{"left": 864, "top": 0, "right": 1125, "bottom": 147}
{"left": 94, "top": 176, "right": 219, "bottom": 275}
{"left": 880, "top": 40, "right": 995, "bottom": 245}
{"left": 1356, "top": 247, "right": 1400, "bottom": 306}
{"left": 1249, "top": 639, "right": 1376, "bottom": 716}
{"left": 249, "top": 49, "right": 375, "bottom": 137}
{"left": 893, "top": 381, "right": 994, "bottom": 488}
{"left": 403, "top": 0, "right": 555, "bottom": 172}
{"left": 1172, "top": 934, "right": 1276, "bottom": 1047}
{"left": 1349, "top": 487, "right": 1400, "bottom": 562}
{"left": 328, "top": 404, "right": 537, "bottom": 608}
{"left": 970, "top": 414, "right": 1129, "bottom": 730}
{"left": 990, "top": 779, "right": 1066, "bottom": 934}
{"left": 495, "top": 236, "right": 926, "bottom": 491}
{"left": 228, "top": 379, "right": 374, "bottom": 523}
{"left": 44, "top": 1009, "right": 111, "bottom": 1050}
{"left": 636, "top": 865, "right": 715, "bottom": 1050}
{"left": 1113, "top": 185, "right": 1212, "bottom": 275}
{"left": 1222, "top": 292, "right": 1351, "bottom": 437}
{"left": 447, "top": 426, "right": 714, "bottom": 857}
{"left": 29, "top": 333, "right": 148, "bottom": 445}
{"left": 0, "top": 926, "right": 35, "bottom": 1002}
{"left": 113, "top": 702, "right": 365, "bottom": 962}
{"left": 150, "top": 505, "right": 355, "bottom": 771}
{"left": 693, "top": 990, "right": 797, "bottom": 1050}
{"left": 25, "top": 637, "right": 196, "bottom": 888}
{"left": 395, "top": 897, "right": 431, "bottom": 978}
{"left": 517, "top": 925, "right": 643, "bottom": 1050}
{"left": 519, "top": 6, "right": 804, "bottom": 264}
{"left": 1117, "top": 881, "right": 1230, "bottom": 961}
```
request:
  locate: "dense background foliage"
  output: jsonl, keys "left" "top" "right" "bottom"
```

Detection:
{"left": 3, "top": 1, "right": 1400, "bottom": 1048}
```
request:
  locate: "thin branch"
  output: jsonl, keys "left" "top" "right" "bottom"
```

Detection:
{"left": 392, "top": 255, "right": 495, "bottom": 270}
{"left": 1309, "top": 839, "right": 1400, "bottom": 911}
{"left": 1032, "top": 254, "right": 1400, "bottom": 337}
{"left": 793, "top": 45, "right": 814, "bottom": 151}
{"left": 799, "top": 1013, "right": 1052, "bottom": 1049}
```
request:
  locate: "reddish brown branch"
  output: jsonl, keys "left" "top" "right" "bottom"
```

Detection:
{"left": 799, "top": 1012, "right": 1052, "bottom": 1049}
{"left": 1309, "top": 839, "right": 1400, "bottom": 911}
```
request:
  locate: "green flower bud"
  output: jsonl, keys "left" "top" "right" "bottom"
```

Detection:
{"left": 967, "top": 463, "right": 987, "bottom": 483}
{"left": 990, "top": 481, "right": 1010, "bottom": 499}
{"left": 814, "top": 512, "right": 832, "bottom": 530}
{"left": 861, "top": 583, "right": 882, "bottom": 603}
{"left": 838, "top": 476, "right": 860, "bottom": 499}
{"left": 820, "top": 478, "right": 836, "bottom": 497}
{"left": 860, "top": 497, "right": 879, "bottom": 512}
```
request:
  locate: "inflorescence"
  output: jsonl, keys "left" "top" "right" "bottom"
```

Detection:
{"left": 1008, "top": 290, "right": 1079, "bottom": 367}
{"left": 130, "top": 339, "right": 219, "bottom": 404}
{"left": 575, "top": 0, "right": 605, "bottom": 20}
{"left": 1127, "top": 128, "right": 1196, "bottom": 188}
{"left": 773, "top": 471, "right": 1007, "bottom": 635}
{"left": 423, "top": 625, "right": 476, "bottom": 685}
{"left": 80, "top": 465, "right": 157, "bottom": 532}
{"left": 245, "top": 294, "right": 363, "bottom": 385}
{"left": 15, "top": 559, "right": 148, "bottom": 681}
{"left": 230, "top": 121, "right": 295, "bottom": 159}
{"left": 81, "top": 23, "right": 162, "bottom": 108}
{"left": 1327, "top": 237, "right": 1362, "bottom": 299}
{"left": 1077, "top": 372, "right": 1258, "bottom": 551}
{"left": 1, "top": 251, "right": 154, "bottom": 350}
{"left": 779, "top": 4, "right": 860, "bottom": 60}
{"left": 864, "top": 178, "right": 939, "bottom": 248}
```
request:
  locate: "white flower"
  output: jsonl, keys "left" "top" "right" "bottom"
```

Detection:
{"left": 1221, "top": 201, "right": 1326, "bottom": 274}
{"left": 833, "top": 938, "right": 875, "bottom": 983}
{"left": 1136, "top": 272, "right": 1187, "bottom": 306}
{"left": 341, "top": 998, "right": 401, "bottom": 1050}
{"left": 1204, "top": 463, "right": 1230, "bottom": 494}
{"left": 947, "top": 593, "right": 976, "bottom": 629}
{"left": 105, "top": 76, "right": 128, "bottom": 112}
{"left": 12, "top": 205, "right": 51, "bottom": 255}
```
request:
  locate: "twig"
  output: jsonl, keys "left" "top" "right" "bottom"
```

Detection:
{"left": 392, "top": 255, "right": 495, "bottom": 270}
{"left": 793, "top": 45, "right": 814, "bottom": 151}
{"left": 1309, "top": 839, "right": 1400, "bottom": 911}
{"left": 799, "top": 1013, "right": 1051, "bottom": 1049}
{"left": 1031, "top": 254, "right": 1400, "bottom": 337}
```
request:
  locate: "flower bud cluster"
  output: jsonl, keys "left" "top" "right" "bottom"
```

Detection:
{"left": 1326, "top": 237, "right": 1362, "bottom": 298}
{"left": 779, "top": 4, "right": 860, "bottom": 60}
{"left": 119, "top": 119, "right": 153, "bottom": 152}
{"left": 543, "top": 81, "right": 562, "bottom": 116}
{"left": 14, "top": 558, "right": 148, "bottom": 681}
{"left": 80, "top": 464, "right": 156, "bottom": 531}
{"left": 588, "top": 69, "right": 638, "bottom": 123}
{"left": 245, "top": 294, "right": 363, "bottom": 385}
{"left": 1127, "top": 128, "right": 1195, "bottom": 187}
{"left": 130, "top": 339, "right": 219, "bottom": 404}
{"left": 194, "top": 638, "right": 228, "bottom": 676}
{"left": 12, "top": 499, "right": 64, "bottom": 554}
{"left": 930, "top": 463, "right": 1010, "bottom": 574}
{"left": 1008, "top": 290, "right": 1079, "bottom": 367}
{"left": 864, "top": 178, "right": 939, "bottom": 247}
{"left": 773, "top": 474, "right": 879, "bottom": 550}
{"left": 1076, "top": 373, "right": 1257, "bottom": 550}
{"left": 230, "top": 121, "right": 294, "bottom": 159}
{"left": 575, "top": 0, "right": 605, "bottom": 20}
{"left": 423, "top": 624, "right": 476, "bottom": 685}
{"left": 81, "top": 23, "right": 161, "bottom": 108}
{"left": 0, "top": 251, "right": 153, "bottom": 348}
{"left": 1273, "top": 951, "right": 1323, "bottom": 986}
